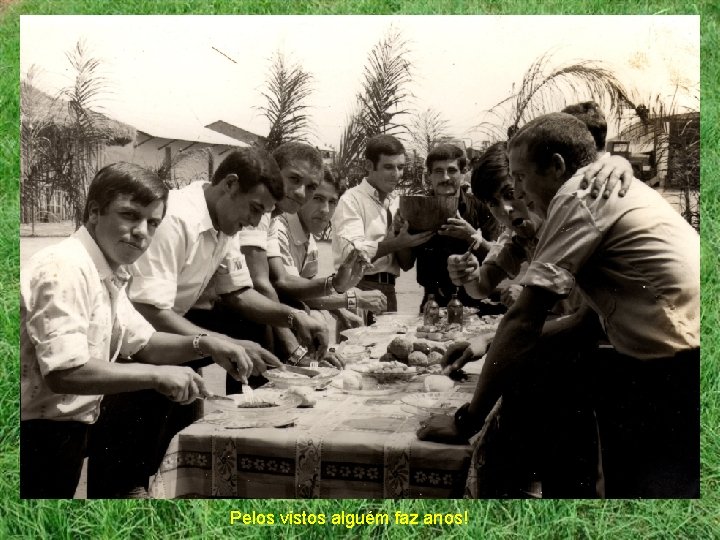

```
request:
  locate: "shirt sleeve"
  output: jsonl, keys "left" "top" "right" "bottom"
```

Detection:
{"left": 21, "top": 254, "right": 91, "bottom": 376}
{"left": 269, "top": 216, "right": 297, "bottom": 271}
{"left": 212, "top": 236, "right": 254, "bottom": 295}
{"left": 484, "top": 229, "right": 526, "bottom": 279}
{"left": 331, "top": 195, "right": 379, "bottom": 268}
{"left": 266, "top": 217, "right": 281, "bottom": 258}
{"left": 127, "top": 214, "right": 185, "bottom": 310}
{"left": 116, "top": 290, "right": 155, "bottom": 357}
{"left": 237, "top": 213, "right": 270, "bottom": 251}
{"left": 521, "top": 194, "right": 603, "bottom": 296}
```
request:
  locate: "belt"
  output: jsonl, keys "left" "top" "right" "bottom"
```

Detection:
{"left": 362, "top": 272, "right": 396, "bottom": 285}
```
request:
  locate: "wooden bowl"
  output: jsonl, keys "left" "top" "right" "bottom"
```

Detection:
{"left": 399, "top": 195, "right": 458, "bottom": 232}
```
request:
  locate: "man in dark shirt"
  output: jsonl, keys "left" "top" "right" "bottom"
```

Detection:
{"left": 411, "top": 144, "right": 501, "bottom": 312}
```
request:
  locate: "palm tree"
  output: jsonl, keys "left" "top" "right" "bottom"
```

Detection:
{"left": 334, "top": 111, "right": 366, "bottom": 185}
{"left": 61, "top": 39, "right": 112, "bottom": 226}
{"left": 258, "top": 51, "right": 314, "bottom": 151}
{"left": 356, "top": 27, "right": 413, "bottom": 138}
{"left": 476, "top": 52, "right": 635, "bottom": 141}
{"left": 408, "top": 107, "right": 451, "bottom": 157}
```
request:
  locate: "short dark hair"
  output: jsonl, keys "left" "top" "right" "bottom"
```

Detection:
{"left": 471, "top": 141, "right": 510, "bottom": 203}
{"left": 83, "top": 162, "right": 168, "bottom": 223}
{"left": 509, "top": 112, "right": 597, "bottom": 178}
{"left": 272, "top": 142, "right": 323, "bottom": 171}
{"left": 364, "top": 134, "right": 405, "bottom": 168}
{"left": 322, "top": 167, "right": 345, "bottom": 197}
{"left": 212, "top": 147, "right": 285, "bottom": 201}
{"left": 561, "top": 101, "right": 607, "bottom": 151}
{"left": 426, "top": 144, "right": 467, "bottom": 172}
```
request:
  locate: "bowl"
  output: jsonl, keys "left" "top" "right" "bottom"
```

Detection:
{"left": 399, "top": 195, "right": 459, "bottom": 232}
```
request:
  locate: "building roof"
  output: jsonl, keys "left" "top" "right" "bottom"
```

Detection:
{"left": 205, "top": 120, "right": 265, "bottom": 146}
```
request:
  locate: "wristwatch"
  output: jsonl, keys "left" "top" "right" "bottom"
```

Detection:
{"left": 288, "top": 345, "right": 308, "bottom": 366}
{"left": 192, "top": 333, "right": 209, "bottom": 358}
{"left": 345, "top": 289, "right": 358, "bottom": 313}
{"left": 454, "top": 402, "right": 482, "bottom": 439}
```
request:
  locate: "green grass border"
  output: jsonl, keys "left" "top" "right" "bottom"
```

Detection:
{"left": 1, "top": 1, "right": 718, "bottom": 538}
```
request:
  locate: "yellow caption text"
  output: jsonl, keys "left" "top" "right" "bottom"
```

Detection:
{"left": 229, "top": 511, "right": 469, "bottom": 529}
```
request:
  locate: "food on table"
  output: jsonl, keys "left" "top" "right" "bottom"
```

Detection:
{"left": 379, "top": 352, "right": 396, "bottom": 363}
{"left": 407, "top": 351, "right": 429, "bottom": 367}
{"left": 427, "top": 351, "right": 443, "bottom": 365}
{"left": 412, "top": 340, "right": 432, "bottom": 354}
{"left": 287, "top": 387, "right": 317, "bottom": 407}
{"left": 387, "top": 336, "right": 413, "bottom": 361}
{"left": 338, "top": 344, "right": 366, "bottom": 363}
{"left": 423, "top": 374, "right": 455, "bottom": 392}
{"left": 236, "top": 401, "right": 277, "bottom": 408}
{"left": 342, "top": 370, "right": 364, "bottom": 390}
{"left": 427, "top": 332, "right": 444, "bottom": 341}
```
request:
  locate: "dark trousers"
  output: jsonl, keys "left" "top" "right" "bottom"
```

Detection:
{"left": 590, "top": 347, "right": 700, "bottom": 498}
{"left": 87, "top": 306, "right": 267, "bottom": 497}
{"left": 21, "top": 419, "right": 89, "bottom": 499}
{"left": 485, "top": 315, "right": 604, "bottom": 498}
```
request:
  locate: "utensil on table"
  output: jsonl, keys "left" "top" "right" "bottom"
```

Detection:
{"left": 203, "top": 393, "right": 234, "bottom": 402}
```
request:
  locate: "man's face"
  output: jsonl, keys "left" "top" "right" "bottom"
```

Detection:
{"left": 367, "top": 153, "right": 405, "bottom": 196}
{"left": 508, "top": 143, "right": 559, "bottom": 219}
{"left": 428, "top": 158, "right": 464, "bottom": 196}
{"left": 276, "top": 159, "right": 322, "bottom": 214}
{"left": 298, "top": 180, "right": 339, "bottom": 236}
{"left": 89, "top": 194, "right": 165, "bottom": 270}
{"left": 215, "top": 180, "right": 276, "bottom": 235}
{"left": 485, "top": 176, "right": 532, "bottom": 230}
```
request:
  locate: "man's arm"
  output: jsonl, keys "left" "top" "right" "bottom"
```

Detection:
{"left": 44, "top": 359, "right": 207, "bottom": 403}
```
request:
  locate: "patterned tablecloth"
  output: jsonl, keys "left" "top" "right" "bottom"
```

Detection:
{"left": 149, "top": 377, "right": 479, "bottom": 499}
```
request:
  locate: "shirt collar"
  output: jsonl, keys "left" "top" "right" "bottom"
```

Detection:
{"left": 285, "top": 212, "right": 310, "bottom": 246}
{"left": 358, "top": 178, "right": 384, "bottom": 204}
{"left": 73, "top": 226, "right": 130, "bottom": 284}
{"left": 188, "top": 181, "right": 216, "bottom": 233}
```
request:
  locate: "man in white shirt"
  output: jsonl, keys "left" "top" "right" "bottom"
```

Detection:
{"left": 332, "top": 134, "right": 434, "bottom": 322}
{"left": 87, "top": 148, "right": 324, "bottom": 497}
{"left": 21, "top": 162, "right": 253, "bottom": 498}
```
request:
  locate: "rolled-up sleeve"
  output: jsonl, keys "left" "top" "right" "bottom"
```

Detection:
{"left": 237, "top": 213, "right": 270, "bottom": 251}
{"left": 521, "top": 194, "right": 602, "bottom": 297}
{"left": 22, "top": 256, "right": 91, "bottom": 376}
{"left": 213, "top": 237, "right": 254, "bottom": 295}
{"left": 117, "top": 292, "right": 155, "bottom": 357}
{"left": 128, "top": 215, "right": 185, "bottom": 309}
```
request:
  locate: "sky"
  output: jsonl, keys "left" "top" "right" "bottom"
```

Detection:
{"left": 20, "top": 15, "right": 699, "bottom": 151}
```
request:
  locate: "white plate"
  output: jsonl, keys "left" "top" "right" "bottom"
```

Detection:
{"left": 401, "top": 392, "right": 466, "bottom": 414}
{"left": 207, "top": 389, "right": 302, "bottom": 418}
{"left": 263, "top": 367, "right": 340, "bottom": 389}
{"left": 329, "top": 379, "right": 406, "bottom": 396}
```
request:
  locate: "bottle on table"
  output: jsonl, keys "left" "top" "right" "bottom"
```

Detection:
{"left": 447, "top": 292, "right": 464, "bottom": 326}
{"left": 423, "top": 294, "right": 440, "bottom": 326}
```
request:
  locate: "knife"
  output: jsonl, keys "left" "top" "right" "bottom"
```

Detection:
{"left": 204, "top": 393, "right": 234, "bottom": 402}
{"left": 282, "top": 365, "right": 321, "bottom": 378}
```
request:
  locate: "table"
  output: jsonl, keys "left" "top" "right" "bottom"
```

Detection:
{"left": 149, "top": 377, "right": 480, "bottom": 499}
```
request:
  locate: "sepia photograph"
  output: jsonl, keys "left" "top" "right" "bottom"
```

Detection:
{"left": 19, "top": 14, "right": 700, "bottom": 500}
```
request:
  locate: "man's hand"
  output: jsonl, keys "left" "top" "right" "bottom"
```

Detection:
{"left": 389, "top": 221, "right": 435, "bottom": 251}
{"left": 154, "top": 366, "right": 208, "bottom": 405}
{"left": 202, "top": 336, "right": 254, "bottom": 383}
{"left": 499, "top": 284, "right": 523, "bottom": 308}
{"left": 294, "top": 310, "right": 330, "bottom": 359}
{"left": 334, "top": 307, "right": 363, "bottom": 329}
{"left": 334, "top": 249, "right": 372, "bottom": 293}
{"left": 581, "top": 154, "right": 633, "bottom": 198}
{"left": 441, "top": 335, "right": 488, "bottom": 375}
{"left": 438, "top": 216, "right": 475, "bottom": 242}
{"left": 447, "top": 253, "right": 480, "bottom": 286}
{"left": 233, "top": 339, "right": 283, "bottom": 376}
{"left": 357, "top": 289, "right": 387, "bottom": 313}
{"left": 417, "top": 414, "right": 468, "bottom": 445}
{"left": 299, "top": 350, "right": 345, "bottom": 369}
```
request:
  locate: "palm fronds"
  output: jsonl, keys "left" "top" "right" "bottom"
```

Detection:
{"left": 258, "top": 51, "right": 314, "bottom": 151}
